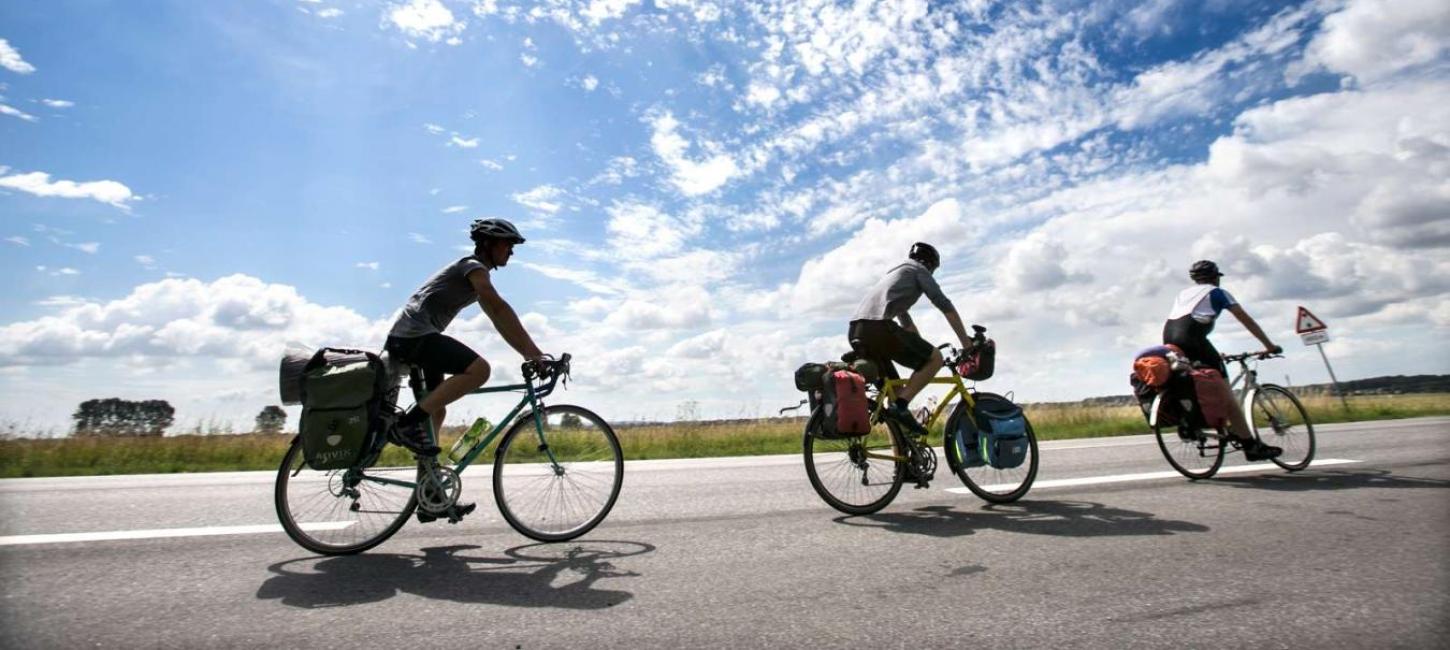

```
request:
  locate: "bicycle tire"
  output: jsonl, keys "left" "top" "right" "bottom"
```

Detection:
{"left": 944, "top": 398, "right": 1038, "bottom": 503}
{"left": 493, "top": 404, "right": 624, "bottom": 543}
{"left": 802, "top": 408, "right": 905, "bottom": 515}
{"left": 1151, "top": 395, "right": 1226, "bottom": 479}
{"left": 274, "top": 435, "right": 417, "bottom": 555}
{"left": 1252, "top": 384, "right": 1316, "bottom": 471}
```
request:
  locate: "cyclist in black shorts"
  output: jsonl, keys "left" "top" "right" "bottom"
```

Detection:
{"left": 385, "top": 218, "right": 547, "bottom": 455}
{"left": 1164, "top": 259, "right": 1283, "bottom": 460}
{"left": 848, "top": 242, "right": 974, "bottom": 434}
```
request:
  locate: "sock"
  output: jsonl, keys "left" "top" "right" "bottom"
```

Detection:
{"left": 401, "top": 405, "right": 430, "bottom": 427}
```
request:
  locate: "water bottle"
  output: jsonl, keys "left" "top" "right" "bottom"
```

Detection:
{"left": 447, "top": 418, "right": 488, "bottom": 464}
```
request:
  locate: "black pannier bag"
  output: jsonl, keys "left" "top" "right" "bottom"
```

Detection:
{"left": 286, "top": 348, "right": 389, "bottom": 470}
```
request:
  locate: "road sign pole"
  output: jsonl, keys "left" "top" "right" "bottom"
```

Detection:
{"left": 1315, "top": 342, "right": 1349, "bottom": 412}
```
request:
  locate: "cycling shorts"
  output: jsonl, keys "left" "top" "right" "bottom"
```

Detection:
{"left": 384, "top": 333, "right": 481, "bottom": 391}
{"left": 848, "top": 318, "right": 935, "bottom": 379}
{"left": 1163, "top": 316, "right": 1226, "bottom": 377}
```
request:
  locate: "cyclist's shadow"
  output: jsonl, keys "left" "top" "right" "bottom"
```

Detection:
{"left": 1214, "top": 468, "right": 1450, "bottom": 493}
{"left": 257, "top": 540, "right": 653, "bottom": 610}
{"left": 837, "top": 501, "right": 1209, "bottom": 539}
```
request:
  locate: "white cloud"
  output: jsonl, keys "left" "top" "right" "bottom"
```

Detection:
{"left": 316, "top": 7, "right": 343, "bottom": 18}
{"left": 520, "top": 53, "right": 539, "bottom": 67}
{"left": 448, "top": 134, "right": 479, "bottom": 148}
{"left": 423, "top": 123, "right": 446, "bottom": 134}
{"left": 513, "top": 185, "right": 565, "bottom": 214}
{"left": 0, "top": 38, "right": 35, "bottom": 74}
{"left": 356, "top": 262, "right": 380, "bottom": 271}
{"left": 5, "top": 236, "right": 28, "bottom": 246}
{"left": 581, "top": 74, "right": 599, "bottom": 91}
{"left": 385, "top": 0, "right": 466, "bottom": 43}
{"left": 408, "top": 232, "right": 433, "bottom": 244}
{"left": 647, "top": 111, "right": 739, "bottom": 195}
{"left": 0, "top": 170, "right": 136, "bottom": 209}
{"left": 1, "top": 103, "right": 37, "bottom": 122}
{"left": 1300, "top": 0, "right": 1450, "bottom": 83}
{"left": 135, "top": 255, "right": 157, "bottom": 269}
{"left": 41, "top": 98, "right": 73, "bottom": 108}
{"left": 441, "top": 205, "right": 468, "bottom": 213}
{"left": 480, "top": 159, "right": 504, "bottom": 170}
{"left": 582, "top": 0, "right": 643, "bottom": 25}
{"left": 605, "top": 200, "right": 700, "bottom": 260}
{"left": 60, "top": 241, "right": 101, "bottom": 255}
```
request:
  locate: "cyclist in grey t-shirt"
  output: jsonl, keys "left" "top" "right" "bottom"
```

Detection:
{"left": 384, "top": 218, "right": 547, "bottom": 456}
{"left": 849, "top": 243, "right": 974, "bottom": 435}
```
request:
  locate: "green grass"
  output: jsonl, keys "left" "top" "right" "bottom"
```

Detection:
{"left": 1, "top": 393, "right": 1445, "bottom": 478}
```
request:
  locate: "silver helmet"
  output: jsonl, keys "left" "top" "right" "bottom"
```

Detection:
{"left": 469, "top": 218, "right": 526, "bottom": 245}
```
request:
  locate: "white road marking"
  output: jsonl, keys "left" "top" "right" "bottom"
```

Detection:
{"left": 945, "top": 458, "right": 1362, "bottom": 494}
{"left": 0, "top": 522, "right": 354, "bottom": 546}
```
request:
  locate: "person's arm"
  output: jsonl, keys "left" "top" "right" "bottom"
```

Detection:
{"left": 467, "top": 269, "right": 544, "bottom": 360}
{"left": 943, "top": 309, "right": 972, "bottom": 351}
{"left": 1226, "top": 304, "right": 1281, "bottom": 353}
{"left": 916, "top": 267, "right": 970, "bottom": 349}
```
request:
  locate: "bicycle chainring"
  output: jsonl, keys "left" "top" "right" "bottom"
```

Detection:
{"left": 416, "top": 465, "right": 462, "bottom": 514}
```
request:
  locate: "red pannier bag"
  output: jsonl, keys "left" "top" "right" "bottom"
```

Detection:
{"left": 820, "top": 369, "right": 870, "bottom": 438}
{"left": 1190, "top": 368, "right": 1235, "bottom": 428}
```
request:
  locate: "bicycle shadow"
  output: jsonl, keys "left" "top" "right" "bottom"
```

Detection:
{"left": 256, "top": 540, "right": 653, "bottom": 610}
{"left": 1213, "top": 468, "right": 1450, "bottom": 493}
{"left": 836, "top": 500, "right": 1210, "bottom": 539}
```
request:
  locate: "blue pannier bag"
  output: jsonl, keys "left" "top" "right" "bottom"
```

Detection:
{"left": 949, "top": 406, "right": 986, "bottom": 468}
{"left": 974, "top": 395, "right": 1029, "bottom": 470}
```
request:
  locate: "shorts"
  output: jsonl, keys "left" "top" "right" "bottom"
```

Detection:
{"left": 848, "top": 319, "right": 935, "bottom": 379}
{"left": 384, "top": 333, "right": 481, "bottom": 391}
{"left": 1163, "top": 317, "right": 1226, "bottom": 377}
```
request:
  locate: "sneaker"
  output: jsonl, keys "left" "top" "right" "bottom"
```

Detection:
{"left": 1241, "top": 439, "right": 1283, "bottom": 462}
{"left": 886, "top": 402, "right": 927, "bottom": 437}
{"left": 388, "top": 420, "right": 440, "bottom": 456}
{"left": 416, "top": 502, "right": 476, "bottom": 524}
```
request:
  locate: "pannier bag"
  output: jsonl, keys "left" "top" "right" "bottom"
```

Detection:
{"left": 278, "top": 346, "right": 314, "bottom": 406}
{"left": 973, "top": 394, "right": 1029, "bottom": 469}
{"left": 818, "top": 368, "right": 871, "bottom": 439}
{"left": 949, "top": 405, "right": 986, "bottom": 468}
{"left": 957, "top": 339, "right": 996, "bottom": 381}
{"left": 794, "top": 362, "right": 828, "bottom": 392}
{"left": 1190, "top": 368, "right": 1235, "bottom": 429}
{"left": 298, "top": 348, "right": 388, "bottom": 470}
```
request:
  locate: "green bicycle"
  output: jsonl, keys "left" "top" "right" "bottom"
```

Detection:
{"left": 274, "top": 354, "right": 624, "bottom": 555}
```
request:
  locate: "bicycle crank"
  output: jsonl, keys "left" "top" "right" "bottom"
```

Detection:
{"left": 416, "top": 461, "right": 462, "bottom": 514}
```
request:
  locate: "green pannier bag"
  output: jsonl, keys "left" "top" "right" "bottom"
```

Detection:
{"left": 297, "top": 348, "right": 387, "bottom": 471}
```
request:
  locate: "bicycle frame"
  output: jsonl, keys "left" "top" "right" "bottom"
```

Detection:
{"left": 862, "top": 372, "right": 977, "bottom": 462}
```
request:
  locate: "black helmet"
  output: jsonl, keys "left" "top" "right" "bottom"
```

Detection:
{"left": 470, "top": 218, "right": 526, "bottom": 245}
{"left": 1189, "top": 260, "right": 1223, "bottom": 282}
{"left": 909, "top": 242, "right": 940, "bottom": 271}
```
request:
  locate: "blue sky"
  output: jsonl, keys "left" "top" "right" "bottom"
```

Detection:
{"left": 2, "top": 0, "right": 1448, "bottom": 433}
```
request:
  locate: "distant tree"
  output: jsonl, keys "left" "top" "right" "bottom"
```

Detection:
{"left": 675, "top": 400, "right": 700, "bottom": 422}
{"left": 73, "top": 398, "right": 175, "bottom": 437}
{"left": 560, "top": 413, "right": 583, "bottom": 429}
{"left": 255, "top": 406, "right": 287, "bottom": 434}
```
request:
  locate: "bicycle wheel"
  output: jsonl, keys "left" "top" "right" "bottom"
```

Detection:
{"left": 1251, "top": 385, "right": 1315, "bottom": 471}
{"left": 803, "top": 408, "right": 905, "bottom": 515}
{"left": 494, "top": 404, "right": 624, "bottom": 542}
{"left": 1151, "top": 396, "right": 1226, "bottom": 479}
{"left": 274, "top": 435, "right": 418, "bottom": 555}
{"left": 945, "top": 401, "right": 1038, "bottom": 503}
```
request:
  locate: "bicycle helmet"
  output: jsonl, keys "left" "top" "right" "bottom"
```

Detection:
{"left": 469, "top": 218, "right": 526, "bottom": 245}
{"left": 909, "top": 242, "right": 940, "bottom": 272}
{"left": 1189, "top": 260, "right": 1223, "bottom": 283}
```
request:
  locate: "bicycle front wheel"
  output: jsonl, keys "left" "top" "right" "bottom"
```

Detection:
{"left": 946, "top": 402, "right": 1039, "bottom": 503}
{"left": 1252, "top": 385, "right": 1315, "bottom": 471}
{"left": 494, "top": 404, "right": 624, "bottom": 542}
{"left": 274, "top": 435, "right": 417, "bottom": 555}
{"left": 803, "top": 409, "right": 905, "bottom": 515}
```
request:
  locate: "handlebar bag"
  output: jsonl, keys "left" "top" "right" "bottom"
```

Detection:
{"left": 958, "top": 339, "right": 996, "bottom": 381}
{"left": 974, "top": 393, "right": 1028, "bottom": 469}
{"left": 299, "top": 348, "right": 387, "bottom": 470}
{"left": 818, "top": 369, "right": 871, "bottom": 439}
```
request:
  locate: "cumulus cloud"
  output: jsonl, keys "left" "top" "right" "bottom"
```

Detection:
{"left": 1299, "top": 0, "right": 1450, "bottom": 83}
{"left": 647, "top": 111, "right": 739, "bottom": 195}
{"left": 41, "top": 98, "right": 73, "bottom": 108}
{"left": 448, "top": 135, "right": 479, "bottom": 148}
{"left": 513, "top": 185, "right": 565, "bottom": 214}
{"left": 385, "top": 0, "right": 465, "bottom": 43}
{"left": 0, "top": 38, "right": 35, "bottom": 74}
{"left": 0, "top": 170, "right": 136, "bottom": 209}
{"left": 1, "top": 103, "right": 37, "bottom": 121}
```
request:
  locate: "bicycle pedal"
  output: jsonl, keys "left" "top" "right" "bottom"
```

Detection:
{"left": 446, "top": 502, "right": 477, "bottom": 524}
{"left": 416, "top": 509, "right": 438, "bottom": 524}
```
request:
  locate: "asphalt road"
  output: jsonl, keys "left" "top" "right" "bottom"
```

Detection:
{"left": 2, "top": 417, "right": 1447, "bottom": 649}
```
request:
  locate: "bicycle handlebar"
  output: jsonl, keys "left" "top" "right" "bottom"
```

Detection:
{"left": 522, "top": 353, "right": 572, "bottom": 395}
{"left": 1222, "top": 351, "right": 1282, "bottom": 364}
{"left": 939, "top": 324, "right": 989, "bottom": 367}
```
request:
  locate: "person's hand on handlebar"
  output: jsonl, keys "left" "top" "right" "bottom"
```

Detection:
{"left": 1263, "top": 343, "right": 1283, "bottom": 357}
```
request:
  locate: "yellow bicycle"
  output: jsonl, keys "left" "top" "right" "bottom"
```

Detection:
{"left": 802, "top": 329, "right": 1039, "bottom": 515}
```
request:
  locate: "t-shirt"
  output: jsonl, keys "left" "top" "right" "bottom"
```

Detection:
{"left": 1166, "top": 284, "right": 1237, "bottom": 325}
{"left": 852, "top": 260, "right": 955, "bottom": 321}
{"left": 388, "top": 256, "right": 488, "bottom": 338}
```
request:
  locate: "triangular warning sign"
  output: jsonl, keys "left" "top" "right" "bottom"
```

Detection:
{"left": 1295, "top": 306, "right": 1327, "bottom": 333}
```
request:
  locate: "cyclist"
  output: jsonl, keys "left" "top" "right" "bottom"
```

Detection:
{"left": 848, "top": 242, "right": 974, "bottom": 436}
{"left": 1163, "top": 259, "right": 1283, "bottom": 460}
{"left": 384, "top": 218, "right": 547, "bottom": 456}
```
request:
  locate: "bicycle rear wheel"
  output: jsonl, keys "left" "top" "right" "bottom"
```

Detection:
{"left": 1152, "top": 403, "right": 1226, "bottom": 480}
{"left": 494, "top": 404, "right": 624, "bottom": 542}
{"left": 1252, "top": 384, "right": 1315, "bottom": 471}
{"left": 274, "top": 435, "right": 417, "bottom": 555}
{"left": 803, "top": 409, "right": 905, "bottom": 515}
{"left": 945, "top": 402, "right": 1038, "bottom": 503}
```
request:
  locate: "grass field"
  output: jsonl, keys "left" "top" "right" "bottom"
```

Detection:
{"left": 1, "top": 393, "right": 1445, "bottom": 478}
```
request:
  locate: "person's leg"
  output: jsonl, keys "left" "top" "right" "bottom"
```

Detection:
{"left": 418, "top": 357, "right": 490, "bottom": 422}
{"left": 899, "top": 348, "right": 943, "bottom": 404}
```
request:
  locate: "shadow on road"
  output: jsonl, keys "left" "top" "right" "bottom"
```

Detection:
{"left": 836, "top": 500, "right": 1210, "bottom": 539}
{"left": 1215, "top": 468, "right": 1450, "bottom": 492}
{"left": 256, "top": 540, "right": 653, "bottom": 610}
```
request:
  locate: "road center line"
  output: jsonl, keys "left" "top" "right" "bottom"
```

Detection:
{"left": 0, "top": 522, "right": 354, "bottom": 547}
{"left": 945, "top": 458, "right": 1362, "bottom": 494}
